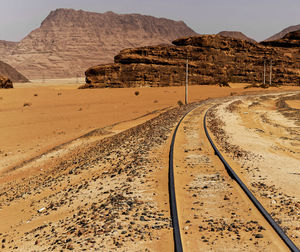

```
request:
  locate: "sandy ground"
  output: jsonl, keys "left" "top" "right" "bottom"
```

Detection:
{"left": 207, "top": 91, "right": 300, "bottom": 248}
{"left": 0, "top": 81, "right": 300, "bottom": 251}
{"left": 1, "top": 81, "right": 300, "bottom": 174}
{"left": 286, "top": 100, "right": 300, "bottom": 109}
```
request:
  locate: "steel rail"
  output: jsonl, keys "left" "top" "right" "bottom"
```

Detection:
{"left": 169, "top": 107, "right": 198, "bottom": 252}
{"left": 204, "top": 109, "right": 299, "bottom": 252}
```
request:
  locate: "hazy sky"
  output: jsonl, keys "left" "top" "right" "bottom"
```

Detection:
{"left": 0, "top": 0, "right": 299, "bottom": 42}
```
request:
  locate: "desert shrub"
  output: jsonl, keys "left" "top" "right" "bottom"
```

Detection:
{"left": 134, "top": 91, "right": 140, "bottom": 96}
{"left": 153, "top": 100, "right": 158, "bottom": 103}
{"left": 23, "top": 102, "right": 32, "bottom": 107}
{"left": 34, "top": 93, "right": 38, "bottom": 97}
{"left": 177, "top": 100, "right": 184, "bottom": 107}
{"left": 217, "top": 76, "right": 230, "bottom": 87}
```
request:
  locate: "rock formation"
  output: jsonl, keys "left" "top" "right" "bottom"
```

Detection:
{"left": 217, "top": 31, "right": 256, "bottom": 44}
{"left": 0, "top": 40, "right": 17, "bottom": 56}
{"left": 1, "top": 8, "right": 197, "bottom": 80}
{"left": 264, "top": 24, "right": 300, "bottom": 41}
{"left": 82, "top": 33, "right": 300, "bottom": 88}
{"left": 0, "top": 60, "right": 29, "bottom": 83}
{"left": 0, "top": 75, "right": 13, "bottom": 88}
{"left": 261, "top": 30, "right": 300, "bottom": 48}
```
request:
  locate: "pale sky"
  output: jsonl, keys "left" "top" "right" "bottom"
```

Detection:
{"left": 0, "top": 0, "right": 299, "bottom": 42}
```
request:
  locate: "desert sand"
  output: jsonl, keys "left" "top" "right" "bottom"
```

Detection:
{"left": 206, "top": 92, "right": 300, "bottom": 248}
{"left": 1, "top": 81, "right": 299, "bottom": 173}
{"left": 0, "top": 81, "right": 300, "bottom": 251}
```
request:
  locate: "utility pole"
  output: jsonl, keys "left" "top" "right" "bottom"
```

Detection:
{"left": 269, "top": 59, "right": 272, "bottom": 85}
{"left": 185, "top": 58, "right": 189, "bottom": 105}
{"left": 263, "top": 59, "right": 266, "bottom": 85}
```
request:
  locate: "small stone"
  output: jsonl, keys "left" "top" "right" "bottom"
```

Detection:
{"left": 255, "top": 234, "right": 264, "bottom": 238}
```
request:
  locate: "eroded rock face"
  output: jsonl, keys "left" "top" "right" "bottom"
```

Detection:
{"left": 0, "top": 40, "right": 17, "bottom": 56}
{"left": 0, "top": 60, "right": 29, "bottom": 83}
{"left": 1, "top": 8, "right": 196, "bottom": 79}
{"left": 0, "top": 75, "right": 13, "bottom": 88}
{"left": 83, "top": 34, "right": 300, "bottom": 88}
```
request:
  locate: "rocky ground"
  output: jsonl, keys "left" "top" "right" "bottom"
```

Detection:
{"left": 206, "top": 91, "right": 300, "bottom": 248}
{"left": 0, "top": 102, "right": 199, "bottom": 251}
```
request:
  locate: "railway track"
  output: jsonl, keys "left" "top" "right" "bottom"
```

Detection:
{"left": 169, "top": 103, "right": 299, "bottom": 252}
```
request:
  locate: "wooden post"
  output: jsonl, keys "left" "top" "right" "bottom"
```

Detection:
{"left": 185, "top": 58, "right": 188, "bottom": 105}
{"left": 269, "top": 59, "right": 272, "bottom": 85}
{"left": 263, "top": 59, "right": 266, "bottom": 85}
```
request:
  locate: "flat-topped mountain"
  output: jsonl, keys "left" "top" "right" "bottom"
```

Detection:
{"left": 0, "top": 60, "right": 29, "bottom": 83}
{"left": 1, "top": 8, "right": 197, "bottom": 79}
{"left": 217, "top": 31, "right": 256, "bottom": 43}
{"left": 265, "top": 24, "right": 300, "bottom": 41}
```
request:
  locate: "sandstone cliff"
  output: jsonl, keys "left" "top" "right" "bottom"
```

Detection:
{"left": 0, "top": 60, "right": 29, "bottom": 83}
{"left": 1, "top": 8, "right": 197, "bottom": 79}
{"left": 217, "top": 31, "right": 256, "bottom": 44}
{"left": 265, "top": 24, "right": 300, "bottom": 41}
{"left": 82, "top": 34, "right": 300, "bottom": 88}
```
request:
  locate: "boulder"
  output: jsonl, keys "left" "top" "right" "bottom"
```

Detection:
{"left": 0, "top": 75, "right": 13, "bottom": 88}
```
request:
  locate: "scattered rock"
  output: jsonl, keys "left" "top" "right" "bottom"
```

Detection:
{"left": 254, "top": 234, "right": 264, "bottom": 238}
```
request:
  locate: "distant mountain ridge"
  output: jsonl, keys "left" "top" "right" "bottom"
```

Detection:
{"left": 265, "top": 24, "right": 300, "bottom": 41}
{"left": 0, "top": 40, "right": 17, "bottom": 56}
{"left": 217, "top": 31, "right": 256, "bottom": 43}
{"left": 0, "top": 8, "right": 197, "bottom": 79}
{"left": 261, "top": 30, "right": 300, "bottom": 48}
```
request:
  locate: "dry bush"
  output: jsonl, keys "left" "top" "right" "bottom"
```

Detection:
{"left": 177, "top": 100, "right": 184, "bottom": 107}
{"left": 134, "top": 91, "right": 140, "bottom": 96}
{"left": 217, "top": 76, "right": 231, "bottom": 87}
